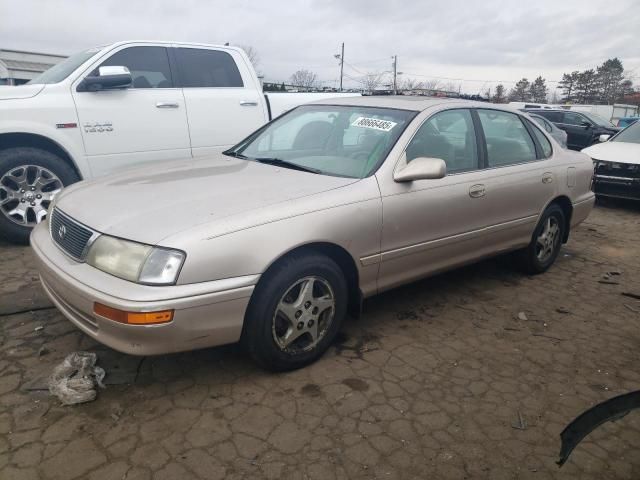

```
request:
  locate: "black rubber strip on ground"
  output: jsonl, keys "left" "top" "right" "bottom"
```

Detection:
{"left": 558, "top": 390, "right": 640, "bottom": 466}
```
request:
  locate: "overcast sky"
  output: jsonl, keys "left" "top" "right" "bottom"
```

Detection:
{"left": 2, "top": 0, "right": 639, "bottom": 93}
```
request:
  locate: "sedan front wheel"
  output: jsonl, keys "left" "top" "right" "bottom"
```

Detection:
{"left": 242, "top": 252, "right": 348, "bottom": 371}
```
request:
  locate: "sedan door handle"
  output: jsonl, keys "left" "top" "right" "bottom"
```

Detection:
{"left": 156, "top": 102, "right": 179, "bottom": 109}
{"left": 469, "top": 184, "right": 486, "bottom": 198}
{"left": 542, "top": 172, "right": 554, "bottom": 184}
{"left": 239, "top": 100, "right": 258, "bottom": 106}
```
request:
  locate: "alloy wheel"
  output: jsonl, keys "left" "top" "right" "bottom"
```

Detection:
{"left": 0, "top": 165, "right": 62, "bottom": 226}
{"left": 536, "top": 216, "right": 560, "bottom": 263}
{"left": 272, "top": 276, "right": 336, "bottom": 353}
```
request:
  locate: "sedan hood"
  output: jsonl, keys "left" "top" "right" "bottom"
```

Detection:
{"left": 0, "top": 84, "right": 45, "bottom": 100}
{"left": 56, "top": 155, "right": 358, "bottom": 245}
{"left": 582, "top": 142, "right": 640, "bottom": 165}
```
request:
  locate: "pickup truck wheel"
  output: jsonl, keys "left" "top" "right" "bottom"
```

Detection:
{"left": 242, "top": 252, "right": 348, "bottom": 371}
{"left": 0, "top": 147, "right": 79, "bottom": 244}
{"left": 518, "top": 204, "right": 566, "bottom": 275}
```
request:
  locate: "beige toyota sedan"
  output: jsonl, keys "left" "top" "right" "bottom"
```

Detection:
{"left": 31, "top": 97, "right": 595, "bottom": 370}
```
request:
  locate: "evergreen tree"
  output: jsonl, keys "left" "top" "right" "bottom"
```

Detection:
{"left": 530, "top": 76, "right": 548, "bottom": 103}
{"left": 508, "top": 78, "right": 531, "bottom": 102}
{"left": 492, "top": 84, "right": 506, "bottom": 103}
{"left": 559, "top": 71, "right": 579, "bottom": 102}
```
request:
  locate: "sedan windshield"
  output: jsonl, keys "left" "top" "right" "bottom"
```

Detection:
{"left": 28, "top": 48, "right": 101, "bottom": 85}
{"left": 612, "top": 120, "right": 640, "bottom": 144}
{"left": 227, "top": 105, "right": 416, "bottom": 178}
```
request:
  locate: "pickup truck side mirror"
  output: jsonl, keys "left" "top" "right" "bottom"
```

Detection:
{"left": 598, "top": 134, "right": 611, "bottom": 142}
{"left": 394, "top": 157, "right": 447, "bottom": 182}
{"left": 77, "top": 66, "right": 132, "bottom": 92}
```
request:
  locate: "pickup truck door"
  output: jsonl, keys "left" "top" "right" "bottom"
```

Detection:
{"left": 72, "top": 45, "right": 191, "bottom": 177}
{"left": 173, "top": 47, "right": 267, "bottom": 157}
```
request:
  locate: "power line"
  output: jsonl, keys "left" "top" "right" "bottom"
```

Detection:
{"left": 398, "top": 71, "right": 562, "bottom": 85}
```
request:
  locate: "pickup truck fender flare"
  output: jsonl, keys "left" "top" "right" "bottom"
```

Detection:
{"left": 0, "top": 123, "right": 88, "bottom": 180}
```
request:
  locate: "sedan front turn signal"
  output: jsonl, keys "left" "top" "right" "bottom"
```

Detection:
{"left": 94, "top": 303, "right": 173, "bottom": 325}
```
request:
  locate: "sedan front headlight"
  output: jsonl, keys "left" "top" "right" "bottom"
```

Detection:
{"left": 86, "top": 235, "right": 185, "bottom": 285}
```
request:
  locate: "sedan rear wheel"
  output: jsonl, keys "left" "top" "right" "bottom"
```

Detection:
{"left": 518, "top": 203, "right": 566, "bottom": 274}
{"left": 242, "top": 252, "right": 348, "bottom": 371}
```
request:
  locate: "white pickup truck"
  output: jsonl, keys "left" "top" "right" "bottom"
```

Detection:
{"left": 0, "top": 41, "right": 358, "bottom": 243}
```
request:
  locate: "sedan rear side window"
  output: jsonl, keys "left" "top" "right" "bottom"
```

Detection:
{"left": 406, "top": 109, "right": 478, "bottom": 173}
{"left": 526, "top": 120, "right": 553, "bottom": 158}
{"left": 175, "top": 48, "right": 244, "bottom": 88}
{"left": 477, "top": 110, "right": 537, "bottom": 167}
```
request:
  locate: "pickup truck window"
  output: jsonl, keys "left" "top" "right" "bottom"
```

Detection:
{"left": 28, "top": 48, "right": 100, "bottom": 85}
{"left": 175, "top": 48, "right": 244, "bottom": 88}
{"left": 229, "top": 105, "right": 414, "bottom": 178}
{"left": 95, "top": 47, "right": 173, "bottom": 88}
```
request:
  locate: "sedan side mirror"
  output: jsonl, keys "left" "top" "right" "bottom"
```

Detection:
{"left": 77, "top": 66, "right": 132, "bottom": 92}
{"left": 598, "top": 134, "right": 611, "bottom": 142}
{"left": 394, "top": 157, "right": 447, "bottom": 182}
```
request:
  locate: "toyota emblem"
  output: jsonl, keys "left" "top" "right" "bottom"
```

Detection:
{"left": 58, "top": 225, "right": 66, "bottom": 240}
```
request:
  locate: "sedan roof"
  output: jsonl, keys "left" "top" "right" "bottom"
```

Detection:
{"left": 309, "top": 95, "right": 504, "bottom": 112}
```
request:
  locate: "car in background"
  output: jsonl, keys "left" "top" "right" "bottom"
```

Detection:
{"left": 528, "top": 113, "right": 568, "bottom": 148}
{"left": 527, "top": 109, "right": 620, "bottom": 151}
{"left": 583, "top": 120, "right": 640, "bottom": 200}
{"left": 617, "top": 117, "right": 639, "bottom": 128}
{"left": 31, "top": 97, "right": 595, "bottom": 370}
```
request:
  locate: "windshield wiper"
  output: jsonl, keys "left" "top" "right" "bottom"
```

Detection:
{"left": 254, "top": 157, "right": 321, "bottom": 174}
{"left": 222, "top": 150, "right": 247, "bottom": 159}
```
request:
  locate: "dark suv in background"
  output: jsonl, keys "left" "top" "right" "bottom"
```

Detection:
{"left": 527, "top": 109, "right": 620, "bottom": 150}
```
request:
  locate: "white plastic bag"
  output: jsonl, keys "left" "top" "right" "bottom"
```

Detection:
{"left": 48, "top": 352, "right": 106, "bottom": 405}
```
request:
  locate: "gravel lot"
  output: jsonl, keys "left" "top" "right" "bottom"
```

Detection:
{"left": 1, "top": 202, "right": 640, "bottom": 480}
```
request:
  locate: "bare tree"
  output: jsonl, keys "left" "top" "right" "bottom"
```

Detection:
{"left": 399, "top": 77, "right": 423, "bottom": 92}
{"left": 362, "top": 71, "right": 387, "bottom": 93}
{"left": 238, "top": 45, "right": 260, "bottom": 68}
{"left": 289, "top": 70, "right": 319, "bottom": 90}
{"left": 442, "top": 82, "right": 460, "bottom": 94}
{"left": 422, "top": 79, "right": 441, "bottom": 92}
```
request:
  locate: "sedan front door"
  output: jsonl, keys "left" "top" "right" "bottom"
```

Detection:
{"left": 376, "top": 108, "right": 490, "bottom": 292}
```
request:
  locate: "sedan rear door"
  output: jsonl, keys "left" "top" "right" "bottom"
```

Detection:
{"left": 467, "top": 109, "right": 557, "bottom": 250}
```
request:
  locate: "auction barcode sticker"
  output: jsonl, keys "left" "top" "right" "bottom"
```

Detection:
{"left": 351, "top": 117, "right": 397, "bottom": 132}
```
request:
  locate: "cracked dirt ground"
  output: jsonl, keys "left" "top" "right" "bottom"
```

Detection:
{"left": 1, "top": 201, "right": 640, "bottom": 480}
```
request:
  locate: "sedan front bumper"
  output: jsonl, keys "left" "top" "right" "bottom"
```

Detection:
{"left": 30, "top": 222, "right": 257, "bottom": 356}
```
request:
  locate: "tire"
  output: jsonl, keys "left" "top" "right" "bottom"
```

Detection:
{"left": 0, "top": 147, "right": 79, "bottom": 244}
{"left": 518, "top": 203, "right": 566, "bottom": 275}
{"left": 241, "top": 251, "right": 348, "bottom": 371}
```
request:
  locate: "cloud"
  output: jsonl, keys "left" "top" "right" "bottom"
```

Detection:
{"left": 1, "top": 0, "right": 638, "bottom": 92}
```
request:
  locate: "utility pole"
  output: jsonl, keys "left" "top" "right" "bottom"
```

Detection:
{"left": 334, "top": 43, "right": 345, "bottom": 92}
{"left": 340, "top": 43, "right": 344, "bottom": 92}
{"left": 392, "top": 55, "right": 398, "bottom": 95}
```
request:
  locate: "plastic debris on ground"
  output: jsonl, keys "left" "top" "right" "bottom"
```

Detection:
{"left": 48, "top": 352, "right": 106, "bottom": 405}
